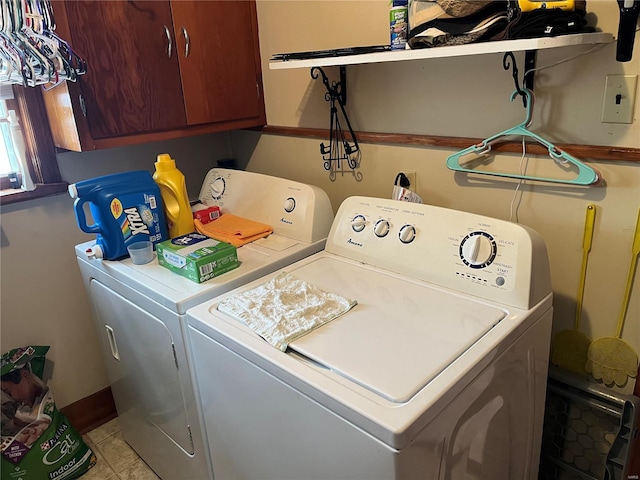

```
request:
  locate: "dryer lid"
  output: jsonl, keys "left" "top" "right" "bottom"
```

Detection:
{"left": 286, "top": 258, "right": 507, "bottom": 403}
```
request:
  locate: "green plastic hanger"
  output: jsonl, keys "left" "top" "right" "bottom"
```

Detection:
{"left": 446, "top": 89, "right": 600, "bottom": 186}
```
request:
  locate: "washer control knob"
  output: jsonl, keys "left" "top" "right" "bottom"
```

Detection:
{"left": 374, "top": 219, "right": 390, "bottom": 238}
{"left": 284, "top": 197, "right": 296, "bottom": 213}
{"left": 398, "top": 224, "right": 416, "bottom": 244}
{"left": 460, "top": 231, "right": 497, "bottom": 269}
{"left": 210, "top": 177, "right": 226, "bottom": 199}
{"left": 351, "top": 215, "right": 367, "bottom": 232}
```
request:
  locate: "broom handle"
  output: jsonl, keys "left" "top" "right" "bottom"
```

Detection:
{"left": 575, "top": 205, "right": 596, "bottom": 329}
{"left": 616, "top": 208, "right": 640, "bottom": 338}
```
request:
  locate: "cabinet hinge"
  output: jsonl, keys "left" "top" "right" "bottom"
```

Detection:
{"left": 256, "top": 82, "right": 260, "bottom": 99}
{"left": 172, "top": 343, "right": 179, "bottom": 369}
{"left": 79, "top": 95, "right": 87, "bottom": 117}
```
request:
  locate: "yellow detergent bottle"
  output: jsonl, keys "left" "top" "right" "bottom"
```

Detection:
{"left": 153, "top": 153, "right": 194, "bottom": 238}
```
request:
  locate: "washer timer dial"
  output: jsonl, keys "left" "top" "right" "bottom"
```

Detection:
{"left": 284, "top": 197, "right": 296, "bottom": 213}
{"left": 210, "top": 177, "right": 226, "bottom": 200}
{"left": 460, "top": 231, "right": 497, "bottom": 269}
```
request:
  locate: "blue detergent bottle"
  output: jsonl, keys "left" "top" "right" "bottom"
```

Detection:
{"left": 69, "top": 171, "right": 169, "bottom": 260}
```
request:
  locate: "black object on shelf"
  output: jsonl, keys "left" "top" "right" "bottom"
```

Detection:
{"left": 271, "top": 45, "right": 391, "bottom": 62}
{"left": 616, "top": 0, "right": 640, "bottom": 62}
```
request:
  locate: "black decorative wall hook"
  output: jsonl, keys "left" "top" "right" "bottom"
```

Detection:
{"left": 503, "top": 50, "right": 537, "bottom": 108}
{"left": 310, "top": 66, "right": 360, "bottom": 178}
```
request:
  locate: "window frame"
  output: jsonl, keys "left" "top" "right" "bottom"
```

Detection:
{"left": 0, "top": 85, "right": 68, "bottom": 205}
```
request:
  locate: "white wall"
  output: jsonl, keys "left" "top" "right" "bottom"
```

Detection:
{"left": 0, "top": 133, "right": 233, "bottom": 407}
{"left": 233, "top": 0, "right": 640, "bottom": 392}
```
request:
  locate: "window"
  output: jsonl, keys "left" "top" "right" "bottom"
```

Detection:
{"left": 0, "top": 85, "right": 67, "bottom": 205}
{"left": 0, "top": 98, "right": 20, "bottom": 177}
{"left": 0, "top": 86, "right": 22, "bottom": 189}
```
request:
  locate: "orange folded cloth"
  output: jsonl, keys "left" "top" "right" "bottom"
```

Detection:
{"left": 194, "top": 214, "right": 273, "bottom": 247}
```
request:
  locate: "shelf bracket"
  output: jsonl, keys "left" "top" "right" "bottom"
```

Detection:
{"left": 524, "top": 50, "right": 537, "bottom": 90}
{"left": 310, "top": 65, "right": 347, "bottom": 105}
{"left": 503, "top": 50, "right": 537, "bottom": 107}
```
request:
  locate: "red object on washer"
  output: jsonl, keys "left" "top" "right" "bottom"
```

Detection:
{"left": 193, "top": 206, "right": 221, "bottom": 225}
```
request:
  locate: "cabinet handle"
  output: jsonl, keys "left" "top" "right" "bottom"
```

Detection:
{"left": 181, "top": 26, "right": 190, "bottom": 58}
{"left": 79, "top": 94, "right": 87, "bottom": 117}
{"left": 163, "top": 25, "right": 172, "bottom": 58}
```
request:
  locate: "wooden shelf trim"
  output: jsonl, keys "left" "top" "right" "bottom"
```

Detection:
{"left": 261, "top": 126, "right": 640, "bottom": 163}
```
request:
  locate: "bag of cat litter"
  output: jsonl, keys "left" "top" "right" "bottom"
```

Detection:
{"left": 1, "top": 346, "right": 96, "bottom": 480}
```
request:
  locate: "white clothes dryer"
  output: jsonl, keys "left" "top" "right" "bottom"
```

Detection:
{"left": 75, "top": 169, "right": 334, "bottom": 480}
{"left": 186, "top": 196, "right": 554, "bottom": 480}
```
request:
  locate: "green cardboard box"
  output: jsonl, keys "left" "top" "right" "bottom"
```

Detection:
{"left": 157, "top": 232, "right": 239, "bottom": 283}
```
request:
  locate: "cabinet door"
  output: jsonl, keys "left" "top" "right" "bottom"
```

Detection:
{"left": 90, "top": 280, "right": 194, "bottom": 456}
{"left": 64, "top": 1, "right": 187, "bottom": 138}
{"left": 170, "top": 1, "right": 264, "bottom": 125}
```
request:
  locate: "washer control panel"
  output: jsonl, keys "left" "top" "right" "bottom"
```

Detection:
{"left": 325, "top": 196, "right": 551, "bottom": 309}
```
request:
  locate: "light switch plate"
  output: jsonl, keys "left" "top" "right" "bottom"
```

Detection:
{"left": 601, "top": 74, "right": 637, "bottom": 124}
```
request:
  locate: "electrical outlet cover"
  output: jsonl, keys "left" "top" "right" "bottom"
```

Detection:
{"left": 401, "top": 171, "right": 416, "bottom": 190}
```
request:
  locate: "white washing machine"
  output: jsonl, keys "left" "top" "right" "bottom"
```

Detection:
{"left": 186, "top": 196, "right": 554, "bottom": 480}
{"left": 75, "top": 169, "right": 334, "bottom": 480}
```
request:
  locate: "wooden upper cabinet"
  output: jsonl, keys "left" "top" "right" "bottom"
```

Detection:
{"left": 43, "top": 1, "right": 265, "bottom": 151}
{"left": 171, "top": 1, "right": 263, "bottom": 126}
{"left": 65, "top": 1, "right": 186, "bottom": 138}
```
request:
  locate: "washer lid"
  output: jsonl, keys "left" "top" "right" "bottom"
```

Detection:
{"left": 286, "top": 258, "right": 506, "bottom": 403}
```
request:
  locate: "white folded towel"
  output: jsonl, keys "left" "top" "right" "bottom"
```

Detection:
{"left": 217, "top": 272, "right": 357, "bottom": 351}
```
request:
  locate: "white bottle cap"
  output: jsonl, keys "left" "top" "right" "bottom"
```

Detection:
{"left": 86, "top": 244, "right": 103, "bottom": 260}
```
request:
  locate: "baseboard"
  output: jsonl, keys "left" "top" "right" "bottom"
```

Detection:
{"left": 60, "top": 386, "right": 117, "bottom": 435}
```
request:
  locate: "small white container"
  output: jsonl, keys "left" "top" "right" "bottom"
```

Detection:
{"left": 127, "top": 241, "right": 154, "bottom": 265}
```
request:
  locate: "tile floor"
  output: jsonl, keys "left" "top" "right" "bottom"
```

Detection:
{"left": 82, "top": 417, "right": 160, "bottom": 480}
